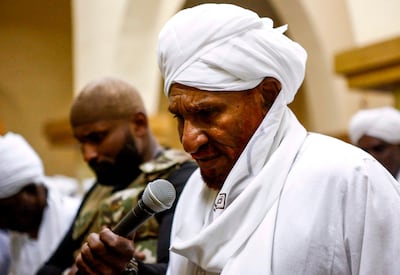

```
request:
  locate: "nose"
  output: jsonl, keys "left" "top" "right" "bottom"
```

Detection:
{"left": 181, "top": 120, "right": 208, "bottom": 154}
{"left": 81, "top": 143, "right": 99, "bottom": 163}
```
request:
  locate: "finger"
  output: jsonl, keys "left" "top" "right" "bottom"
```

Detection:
{"left": 67, "top": 264, "right": 79, "bottom": 275}
{"left": 85, "top": 232, "right": 126, "bottom": 273}
{"left": 75, "top": 249, "right": 95, "bottom": 275}
{"left": 133, "top": 249, "right": 146, "bottom": 261}
{"left": 99, "top": 228, "right": 135, "bottom": 257}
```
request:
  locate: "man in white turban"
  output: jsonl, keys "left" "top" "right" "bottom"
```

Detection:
{"left": 0, "top": 132, "right": 80, "bottom": 275}
{"left": 349, "top": 106, "right": 400, "bottom": 181}
{"left": 71, "top": 4, "right": 400, "bottom": 275}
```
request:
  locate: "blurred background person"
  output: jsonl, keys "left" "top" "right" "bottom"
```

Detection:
{"left": 0, "top": 132, "right": 80, "bottom": 275}
{"left": 38, "top": 77, "right": 196, "bottom": 275}
{"left": 349, "top": 106, "right": 400, "bottom": 181}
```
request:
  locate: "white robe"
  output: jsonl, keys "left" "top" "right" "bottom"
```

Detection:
{"left": 167, "top": 121, "right": 400, "bottom": 275}
{"left": 10, "top": 185, "right": 80, "bottom": 275}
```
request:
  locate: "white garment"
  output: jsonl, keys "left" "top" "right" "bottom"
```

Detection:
{"left": 10, "top": 185, "right": 80, "bottom": 275}
{"left": 167, "top": 97, "right": 400, "bottom": 275}
{"left": 168, "top": 120, "right": 400, "bottom": 275}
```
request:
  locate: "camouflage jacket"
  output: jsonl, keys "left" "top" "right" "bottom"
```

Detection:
{"left": 72, "top": 149, "right": 194, "bottom": 262}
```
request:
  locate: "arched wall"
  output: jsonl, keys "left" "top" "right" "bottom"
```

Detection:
{"left": 72, "top": 0, "right": 185, "bottom": 116}
{"left": 270, "top": 0, "right": 393, "bottom": 134}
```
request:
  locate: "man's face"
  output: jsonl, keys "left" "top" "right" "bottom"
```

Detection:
{"left": 357, "top": 135, "right": 400, "bottom": 178}
{"left": 73, "top": 119, "right": 142, "bottom": 186}
{"left": 0, "top": 184, "right": 46, "bottom": 237}
{"left": 168, "top": 83, "right": 267, "bottom": 190}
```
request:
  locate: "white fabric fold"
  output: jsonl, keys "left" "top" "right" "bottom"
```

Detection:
{"left": 0, "top": 132, "right": 44, "bottom": 198}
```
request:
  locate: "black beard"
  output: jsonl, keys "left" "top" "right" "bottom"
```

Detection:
{"left": 89, "top": 132, "right": 143, "bottom": 189}
{"left": 200, "top": 170, "right": 226, "bottom": 191}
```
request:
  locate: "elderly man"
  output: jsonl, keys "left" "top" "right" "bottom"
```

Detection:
{"left": 38, "top": 77, "right": 196, "bottom": 275}
{"left": 0, "top": 132, "right": 80, "bottom": 275}
{"left": 74, "top": 4, "right": 400, "bottom": 275}
{"left": 349, "top": 106, "right": 400, "bottom": 181}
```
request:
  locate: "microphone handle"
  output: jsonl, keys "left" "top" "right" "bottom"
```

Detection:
{"left": 112, "top": 199, "right": 155, "bottom": 237}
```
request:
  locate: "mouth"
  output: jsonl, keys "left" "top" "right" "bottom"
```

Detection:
{"left": 192, "top": 153, "right": 219, "bottom": 169}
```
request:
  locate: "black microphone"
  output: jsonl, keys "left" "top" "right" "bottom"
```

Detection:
{"left": 112, "top": 179, "right": 176, "bottom": 237}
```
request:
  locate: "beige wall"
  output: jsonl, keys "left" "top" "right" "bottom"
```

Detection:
{"left": 0, "top": 0, "right": 76, "bottom": 176}
{"left": 346, "top": 0, "right": 400, "bottom": 45}
{"left": 72, "top": 0, "right": 185, "bottom": 115}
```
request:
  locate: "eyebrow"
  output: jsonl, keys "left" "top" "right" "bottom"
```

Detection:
{"left": 169, "top": 99, "right": 224, "bottom": 115}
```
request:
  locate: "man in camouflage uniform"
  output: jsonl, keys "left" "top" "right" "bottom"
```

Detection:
{"left": 37, "top": 77, "right": 197, "bottom": 275}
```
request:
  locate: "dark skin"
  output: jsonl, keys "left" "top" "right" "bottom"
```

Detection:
{"left": 73, "top": 228, "right": 135, "bottom": 274}
{"left": 168, "top": 77, "right": 281, "bottom": 190}
{"left": 357, "top": 135, "right": 400, "bottom": 178}
{"left": 72, "top": 113, "right": 150, "bottom": 187}
{"left": 0, "top": 183, "right": 47, "bottom": 239}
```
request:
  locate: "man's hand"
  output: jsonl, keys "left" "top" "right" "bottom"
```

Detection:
{"left": 74, "top": 228, "right": 135, "bottom": 275}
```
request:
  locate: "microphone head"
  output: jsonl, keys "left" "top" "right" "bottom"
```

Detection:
{"left": 142, "top": 179, "right": 176, "bottom": 213}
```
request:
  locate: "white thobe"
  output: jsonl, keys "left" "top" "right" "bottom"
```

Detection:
{"left": 10, "top": 186, "right": 80, "bottom": 275}
{"left": 167, "top": 133, "right": 400, "bottom": 275}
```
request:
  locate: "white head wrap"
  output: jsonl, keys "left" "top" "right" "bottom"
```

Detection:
{"left": 349, "top": 106, "right": 400, "bottom": 144}
{"left": 157, "top": 3, "right": 307, "bottom": 105}
{"left": 0, "top": 132, "right": 44, "bottom": 199}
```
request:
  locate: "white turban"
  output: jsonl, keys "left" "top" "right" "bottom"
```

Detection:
{"left": 349, "top": 106, "right": 400, "bottom": 144}
{"left": 0, "top": 132, "right": 44, "bottom": 199}
{"left": 157, "top": 3, "right": 307, "bottom": 105}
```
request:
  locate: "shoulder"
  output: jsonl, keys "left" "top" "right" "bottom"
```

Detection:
{"left": 140, "top": 149, "right": 197, "bottom": 184}
{"left": 140, "top": 149, "right": 197, "bottom": 196}
{"left": 291, "top": 133, "right": 398, "bottom": 192}
{"left": 298, "top": 133, "right": 373, "bottom": 169}
{"left": 140, "top": 149, "right": 194, "bottom": 174}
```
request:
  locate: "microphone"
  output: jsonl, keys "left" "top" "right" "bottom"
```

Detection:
{"left": 75, "top": 180, "right": 176, "bottom": 275}
{"left": 112, "top": 179, "right": 176, "bottom": 237}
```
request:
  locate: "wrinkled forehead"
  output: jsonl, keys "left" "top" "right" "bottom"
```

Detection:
{"left": 167, "top": 82, "right": 259, "bottom": 117}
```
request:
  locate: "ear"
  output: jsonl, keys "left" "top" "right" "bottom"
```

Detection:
{"left": 260, "top": 77, "right": 281, "bottom": 109}
{"left": 129, "top": 112, "right": 148, "bottom": 136}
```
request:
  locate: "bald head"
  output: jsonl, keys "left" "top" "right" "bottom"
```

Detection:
{"left": 70, "top": 77, "right": 146, "bottom": 127}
